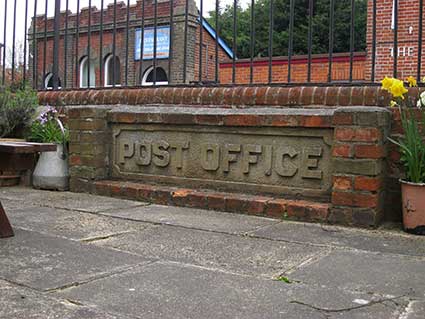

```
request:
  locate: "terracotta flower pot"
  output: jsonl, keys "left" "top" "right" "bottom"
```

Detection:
{"left": 401, "top": 180, "right": 425, "bottom": 235}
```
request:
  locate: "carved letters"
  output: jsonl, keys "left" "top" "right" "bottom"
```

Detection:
{"left": 113, "top": 126, "right": 333, "bottom": 195}
{"left": 200, "top": 143, "right": 220, "bottom": 171}
{"left": 117, "top": 139, "right": 324, "bottom": 180}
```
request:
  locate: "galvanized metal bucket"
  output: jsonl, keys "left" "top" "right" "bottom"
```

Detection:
{"left": 32, "top": 119, "right": 69, "bottom": 191}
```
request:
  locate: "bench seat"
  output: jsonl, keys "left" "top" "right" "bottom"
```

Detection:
{"left": 0, "top": 142, "right": 56, "bottom": 154}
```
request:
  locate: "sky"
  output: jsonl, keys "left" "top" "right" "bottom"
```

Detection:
{"left": 0, "top": 0, "right": 249, "bottom": 64}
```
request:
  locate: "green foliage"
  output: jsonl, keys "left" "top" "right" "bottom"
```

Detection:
{"left": 29, "top": 120, "right": 69, "bottom": 144}
{"left": 29, "top": 106, "right": 69, "bottom": 144}
{"left": 0, "top": 85, "right": 38, "bottom": 138}
{"left": 9, "top": 79, "right": 32, "bottom": 93}
{"left": 276, "top": 276, "right": 292, "bottom": 283}
{"left": 208, "top": 0, "right": 367, "bottom": 59}
{"left": 388, "top": 109, "right": 425, "bottom": 184}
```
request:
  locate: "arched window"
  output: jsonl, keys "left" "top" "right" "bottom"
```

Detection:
{"left": 79, "top": 56, "right": 96, "bottom": 88}
{"left": 44, "top": 73, "right": 62, "bottom": 90}
{"left": 141, "top": 67, "right": 168, "bottom": 86}
{"left": 104, "top": 54, "right": 121, "bottom": 87}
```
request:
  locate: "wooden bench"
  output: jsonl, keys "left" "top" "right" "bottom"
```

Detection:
{"left": 0, "top": 141, "right": 57, "bottom": 171}
{"left": 0, "top": 141, "right": 57, "bottom": 238}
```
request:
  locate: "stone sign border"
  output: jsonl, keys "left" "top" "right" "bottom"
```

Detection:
{"left": 65, "top": 102, "right": 390, "bottom": 228}
{"left": 110, "top": 120, "right": 334, "bottom": 200}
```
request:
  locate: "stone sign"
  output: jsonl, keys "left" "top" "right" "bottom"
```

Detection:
{"left": 112, "top": 125, "right": 333, "bottom": 199}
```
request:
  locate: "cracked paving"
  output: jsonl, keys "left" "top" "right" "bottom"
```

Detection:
{"left": 1, "top": 187, "right": 425, "bottom": 318}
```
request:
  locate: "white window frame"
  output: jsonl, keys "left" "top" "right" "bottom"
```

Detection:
{"left": 44, "top": 73, "right": 53, "bottom": 90}
{"left": 141, "top": 66, "right": 169, "bottom": 86}
{"left": 44, "top": 73, "right": 62, "bottom": 90}
{"left": 79, "top": 56, "right": 95, "bottom": 88}
{"left": 104, "top": 54, "right": 121, "bottom": 87}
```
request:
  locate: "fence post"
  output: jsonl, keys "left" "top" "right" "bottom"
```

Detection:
{"left": 53, "top": 0, "right": 61, "bottom": 90}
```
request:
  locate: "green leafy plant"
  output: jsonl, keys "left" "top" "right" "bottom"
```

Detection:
{"left": 276, "top": 276, "right": 292, "bottom": 284}
{"left": 388, "top": 109, "right": 425, "bottom": 184}
{"left": 0, "top": 85, "right": 38, "bottom": 138}
{"left": 29, "top": 105, "right": 69, "bottom": 144}
{"left": 382, "top": 77, "right": 425, "bottom": 184}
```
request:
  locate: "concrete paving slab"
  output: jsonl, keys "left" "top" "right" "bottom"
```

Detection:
{"left": 99, "top": 204, "right": 279, "bottom": 235}
{"left": 0, "top": 187, "right": 147, "bottom": 213}
{"left": 56, "top": 261, "right": 407, "bottom": 319}
{"left": 7, "top": 206, "right": 150, "bottom": 241}
{"left": 402, "top": 300, "right": 425, "bottom": 319}
{"left": 289, "top": 249, "right": 425, "bottom": 298}
{"left": 95, "top": 224, "right": 329, "bottom": 277}
{"left": 252, "top": 221, "right": 425, "bottom": 257}
{"left": 0, "top": 279, "right": 129, "bottom": 319}
{"left": 0, "top": 229, "right": 151, "bottom": 291}
{"left": 1, "top": 198, "right": 34, "bottom": 211}
{"left": 1, "top": 187, "right": 423, "bottom": 318}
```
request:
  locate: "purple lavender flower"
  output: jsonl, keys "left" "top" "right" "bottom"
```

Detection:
{"left": 46, "top": 105, "right": 57, "bottom": 114}
{"left": 38, "top": 105, "right": 58, "bottom": 125}
{"left": 39, "top": 116, "right": 48, "bottom": 125}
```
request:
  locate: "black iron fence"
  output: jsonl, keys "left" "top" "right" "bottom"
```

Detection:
{"left": 0, "top": 0, "right": 424, "bottom": 90}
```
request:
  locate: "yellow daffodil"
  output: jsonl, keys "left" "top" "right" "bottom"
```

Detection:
{"left": 390, "top": 79, "right": 408, "bottom": 99}
{"left": 406, "top": 76, "right": 417, "bottom": 87}
{"left": 381, "top": 77, "right": 394, "bottom": 92}
{"left": 422, "top": 77, "right": 425, "bottom": 83}
{"left": 390, "top": 100, "right": 398, "bottom": 107}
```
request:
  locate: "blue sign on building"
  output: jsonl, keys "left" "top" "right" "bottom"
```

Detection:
{"left": 135, "top": 26, "right": 170, "bottom": 61}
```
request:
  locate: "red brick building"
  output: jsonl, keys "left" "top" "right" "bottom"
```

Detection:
{"left": 31, "top": 0, "right": 425, "bottom": 88}
{"left": 30, "top": 0, "right": 232, "bottom": 89}
{"left": 365, "top": 0, "right": 425, "bottom": 81}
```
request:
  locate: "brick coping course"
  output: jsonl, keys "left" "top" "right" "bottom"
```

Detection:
{"left": 37, "top": 85, "right": 417, "bottom": 108}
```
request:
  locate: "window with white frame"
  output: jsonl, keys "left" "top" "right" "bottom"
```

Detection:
{"left": 141, "top": 67, "right": 168, "bottom": 86}
{"left": 104, "top": 54, "right": 121, "bottom": 87}
{"left": 44, "top": 73, "right": 62, "bottom": 90}
{"left": 79, "top": 56, "right": 96, "bottom": 88}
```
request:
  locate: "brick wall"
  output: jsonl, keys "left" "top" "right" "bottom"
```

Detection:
{"left": 39, "top": 85, "right": 415, "bottom": 226}
{"left": 330, "top": 107, "right": 390, "bottom": 225}
{"left": 219, "top": 53, "right": 367, "bottom": 84}
{"left": 67, "top": 106, "right": 112, "bottom": 193}
{"left": 63, "top": 98, "right": 391, "bottom": 228}
{"left": 366, "top": 0, "right": 425, "bottom": 81}
{"left": 194, "top": 26, "right": 230, "bottom": 83}
{"left": 29, "top": 0, "right": 230, "bottom": 89}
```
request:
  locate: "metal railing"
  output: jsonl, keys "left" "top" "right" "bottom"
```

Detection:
{"left": 0, "top": 0, "right": 423, "bottom": 91}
